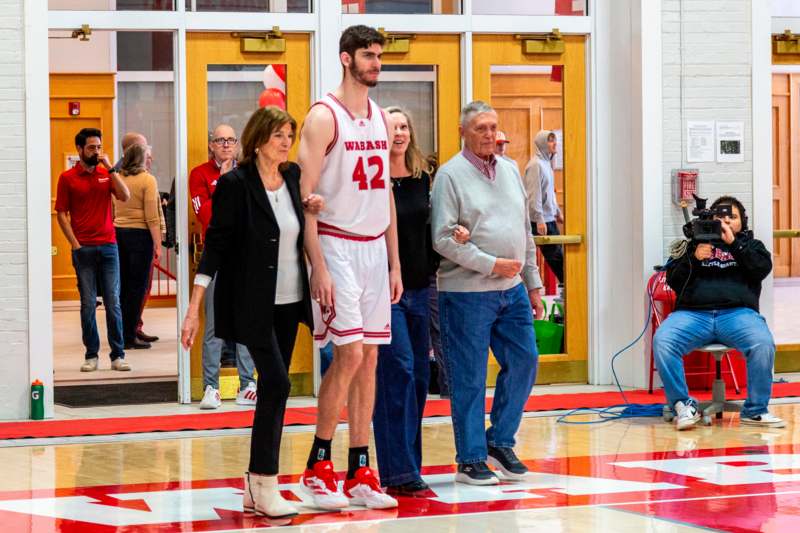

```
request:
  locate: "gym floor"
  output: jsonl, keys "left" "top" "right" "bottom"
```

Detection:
{"left": 1, "top": 401, "right": 799, "bottom": 531}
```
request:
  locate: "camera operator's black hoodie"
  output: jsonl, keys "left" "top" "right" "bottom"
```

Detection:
{"left": 666, "top": 231, "right": 772, "bottom": 312}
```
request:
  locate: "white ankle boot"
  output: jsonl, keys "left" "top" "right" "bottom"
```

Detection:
{"left": 244, "top": 472, "right": 298, "bottom": 518}
{"left": 243, "top": 473, "right": 255, "bottom": 513}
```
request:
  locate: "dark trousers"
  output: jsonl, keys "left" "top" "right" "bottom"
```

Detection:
{"left": 136, "top": 255, "right": 154, "bottom": 334}
{"left": 373, "top": 288, "right": 431, "bottom": 486}
{"left": 116, "top": 227, "right": 154, "bottom": 344}
{"left": 247, "top": 301, "right": 302, "bottom": 475}
{"left": 532, "top": 221, "right": 564, "bottom": 284}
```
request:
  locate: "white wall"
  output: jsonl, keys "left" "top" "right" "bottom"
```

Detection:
{"left": 48, "top": 30, "right": 115, "bottom": 73}
{"left": 591, "top": 0, "right": 662, "bottom": 388}
{"left": 661, "top": 0, "right": 753, "bottom": 252}
{"left": 772, "top": 0, "right": 800, "bottom": 17}
{"left": 0, "top": 0, "right": 31, "bottom": 420}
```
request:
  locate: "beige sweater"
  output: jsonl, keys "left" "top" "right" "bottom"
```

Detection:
{"left": 113, "top": 171, "right": 160, "bottom": 230}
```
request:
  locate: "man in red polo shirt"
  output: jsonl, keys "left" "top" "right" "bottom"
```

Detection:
{"left": 188, "top": 123, "right": 256, "bottom": 409}
{"left": 55, "top": 128, "right": 132, "bottom": 372}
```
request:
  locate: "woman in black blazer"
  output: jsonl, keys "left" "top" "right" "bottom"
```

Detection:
{"left": 181, "top": 107, "right": 321, "bottom": 519}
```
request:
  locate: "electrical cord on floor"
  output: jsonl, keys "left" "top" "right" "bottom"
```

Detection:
{"left": 556, "top": 280, "right": 666, "bottom": 425}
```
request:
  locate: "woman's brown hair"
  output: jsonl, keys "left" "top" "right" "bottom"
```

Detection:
{"left": 119, "top": 143, "right": 147, "bottom": 176}
{"left": 385, "top": 106, "right": 431, "bottom": 179}
{"left": 239, "top": 106, "right": 297, "bottom": 167}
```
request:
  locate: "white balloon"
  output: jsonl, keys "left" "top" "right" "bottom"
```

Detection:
{"left": 262, "top": 65, "right": 287, "bottom": 90}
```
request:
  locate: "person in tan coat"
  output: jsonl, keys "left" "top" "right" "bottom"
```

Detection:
{"left": 113, "top": 143, "right": 162, "bottom": 350}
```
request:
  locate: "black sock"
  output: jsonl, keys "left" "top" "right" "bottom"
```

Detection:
{"left": 307, "top": 436, "right": 332, "bottom": 470}
{"left": 347, "top": 446, "right": 370, "bottom": 479}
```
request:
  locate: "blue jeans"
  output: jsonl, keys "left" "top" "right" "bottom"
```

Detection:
{"left": 439, "top": 283, "right": 538, "bottom": 464}
{"left": 202, "top": 274, "right": 255, "bottom": 390}
{"left": 373, "top": 288, "right": 431, "bottom": 486}
{"left": 653, "top": 308, "right": 775, "bottom": 418}
{"left": 428, "top": 274, "right": 448, "bottom": 395}
{"left": 319, "top": 342, "right": 333, "bottom": 376}
{"left": 71, "top": 243, "right": 125, "bottom": 360}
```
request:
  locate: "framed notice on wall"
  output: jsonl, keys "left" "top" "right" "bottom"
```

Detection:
{"left": 716, "top": 121, "right": 744, "bottom": 163}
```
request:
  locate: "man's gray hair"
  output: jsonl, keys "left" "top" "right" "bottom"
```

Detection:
{"left": 460, "top": 100, "right": 495, "bottom": 128}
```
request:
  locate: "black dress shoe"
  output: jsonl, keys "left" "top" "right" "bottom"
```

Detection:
{"left": 385, "top": 479, "right": 431, "bottom": 496}
{"left": 125, "top": 338, "right": 151, "bottom": 350}
{"left": 136, "top": 331, "right": 159, "bottom": 343}
{"left": 487, "top": 446, "right": 528, "bottom": 480}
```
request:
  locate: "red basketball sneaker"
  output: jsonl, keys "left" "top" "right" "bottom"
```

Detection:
{"left": 343, "top": 467, "right": 398, "bottom": 509}
{"left": 301, "top": 460, "right": 348, "bottom": 510}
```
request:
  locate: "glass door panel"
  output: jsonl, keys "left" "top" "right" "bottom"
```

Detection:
{"left": 473, "top": 34, "right": 588, "bottom": 384}
{"left": 491, "top": 64, "right": 567, "bottom": 357}
{"left": 188, "top": 0, "right": 310, "bottom": 12}
{"left": 206, "top": 64, "right": 286, "bottom": 137}
{"left": 472, "top": 0, "right": 586, "bottom": 16}
{"left": 186, "top": 32, "right": 312, "bottom": 399}
{"left": 341, "top": 0, "right": 460, "bottom": 14}
{"left": 369, "top": 65, "right": 437, "bottom": 156}
{"left": 378, "top": 34, "right": 461, "bottom": 166}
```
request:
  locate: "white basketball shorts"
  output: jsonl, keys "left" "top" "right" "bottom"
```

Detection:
{"left": 312, "top": 234, "right": 391, "bottom": 346}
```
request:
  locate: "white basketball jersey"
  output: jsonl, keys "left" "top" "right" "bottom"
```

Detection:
{"left": 312, "top": 93, "right": 390, "bottom": 237}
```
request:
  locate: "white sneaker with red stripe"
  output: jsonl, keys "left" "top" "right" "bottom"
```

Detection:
{"left": 344, "top": 467, "right": 398, "bottom": 509}
{"left": 236, "top": 382, "right": 257, "bottom": 406}
{"left": 301, "top": 460, "right": 348, "bottom": 510}
{"left": 199, "top": 385, "right": 221, "bottom": 410}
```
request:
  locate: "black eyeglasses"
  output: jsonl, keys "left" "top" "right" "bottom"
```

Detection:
{"left": 211, "top": 137, "right": 238, "bottom": 146}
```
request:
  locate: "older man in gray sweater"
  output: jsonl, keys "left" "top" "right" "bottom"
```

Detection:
{"left": 431, "top": 101, "right": 544, "bottom": 486}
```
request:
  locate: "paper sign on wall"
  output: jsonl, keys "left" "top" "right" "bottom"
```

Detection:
{"left": 687, "top": 121, "right": 715, "bottom": 163}
{"left": 716, "top": 121, "right": 744, "bottom": 163}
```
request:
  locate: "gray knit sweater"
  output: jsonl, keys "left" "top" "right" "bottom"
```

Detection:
{"left": 431, "top": 152, "right": 543, "bottom": 293}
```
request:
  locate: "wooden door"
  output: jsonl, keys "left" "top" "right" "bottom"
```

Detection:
{"left": 773, "top": 74, "right": 791, "bottom": 277}
{"left": 473, "top": 35, "right": 588, "bottom": 384}
{"left": 492, "top": 72, "right": 565, "bottom": 219}
{"left": 186, "top": 33, "right": 311, "bottom": 399}
{"left": 50, "top": 74, "right": 116, "bottom": 301}
{"left": 378, "top": 34, "right": 461, "bottom": 163}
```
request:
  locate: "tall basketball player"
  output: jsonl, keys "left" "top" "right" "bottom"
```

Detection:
{"left": 298, "top": 25, "right": 401, "bottom": 510}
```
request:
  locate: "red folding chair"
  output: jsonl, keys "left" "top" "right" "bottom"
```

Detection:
{"left": 646, "top": 271, "right": 741, "bottom": 395}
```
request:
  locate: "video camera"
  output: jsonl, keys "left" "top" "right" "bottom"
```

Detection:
{"left": 682, "top": 194, "right": 732, "bottom": 243}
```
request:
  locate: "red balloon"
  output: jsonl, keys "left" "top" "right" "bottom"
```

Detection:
{"left": 271, "top": 64, "right": 287, "bottom": 83}
{"left": 258, "top": 88, "right": 286, "bottom": 110}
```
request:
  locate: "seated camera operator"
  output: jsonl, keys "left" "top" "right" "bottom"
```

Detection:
{"left": 653, "top": 195, "right": 785, "bottom": 430}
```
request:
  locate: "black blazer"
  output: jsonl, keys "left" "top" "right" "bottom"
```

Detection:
{"left": 197, "top": 161, "right": 312, "bottom": 348}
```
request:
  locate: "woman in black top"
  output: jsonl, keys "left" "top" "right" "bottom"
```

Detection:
{"left": 372, "top": 106, "right": 467, "bottom": 495}
{"left": 180, "top": 107, "right": 321, "bottom": 518}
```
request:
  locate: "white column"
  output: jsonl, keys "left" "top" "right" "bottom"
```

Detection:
{"left": 175, "top": 25, "right": 191, "bottom": 403}
{"left": 315, "top": 0, "right": 342, "bottom": 100}
{"left": 753, "top": 1, "right": 773, "bottom": 327}
{"left": 25, "top": 0, "right": 54, "bottom": 418}
{"left": 590, "top": 0, "right": 662, "bottom": 387}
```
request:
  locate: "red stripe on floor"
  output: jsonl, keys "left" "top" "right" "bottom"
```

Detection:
{"left": 3, "top": 382, "right": 799, "bottom": 440}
